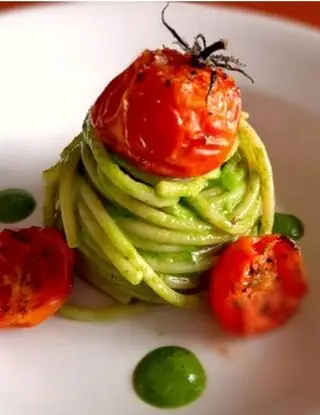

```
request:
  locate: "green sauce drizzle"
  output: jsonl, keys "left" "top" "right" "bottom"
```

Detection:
{"left": 0, "top": 188, "right": 36, "bottom": 223}
{"left": 133, "top": 346, "right": 206, "bottom": 409}
{"left": 272, "top": 212, "right": 304, "bottom": 241}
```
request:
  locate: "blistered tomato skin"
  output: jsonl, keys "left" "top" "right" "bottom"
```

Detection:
{"left": 90, "top": 48, "right": 241, "bottom": 178}
{"left": 210, "top": 235, "right": 308, "bottom": 337}
{"left": 0, "top": 227, "right": 74, "bottom": 328}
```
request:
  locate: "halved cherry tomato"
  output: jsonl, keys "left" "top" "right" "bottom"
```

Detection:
{"left": 210, "top": 235, "right": 308, "bottom": 337}
{"left": 90, "top": 48, "right": 241, "bottom": 178}
{"left": 0, "top": 227, "right": 74, "bottom": 328}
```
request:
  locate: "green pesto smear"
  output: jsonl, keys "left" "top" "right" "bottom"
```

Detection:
{"left": 0, "top": 188, "right": 36, "bottom": 224}
{"left": 133, "top": 346, "right": 206, "bottom": 409}
{"left": 272, "top": 212, "right": 304, "bottom": 241}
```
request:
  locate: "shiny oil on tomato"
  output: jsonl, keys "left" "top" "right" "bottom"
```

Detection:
{"left": 210, "top": 235, "right": 308, "bottom": 337}
{"left": 0, "top": 227, "right": 74, "bottom": 328}
{"left": 90, "top": 48, "right": 241, "bottom": 178}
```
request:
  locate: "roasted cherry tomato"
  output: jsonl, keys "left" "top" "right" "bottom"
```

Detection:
{"left": 90, "top": 48, "right": 241, "bottom": 178}
{"left": 0, "top": 227, "right": 74, "bottom": 328}
{"left": 210, "top": 235, "right": 308, "bottom": 337}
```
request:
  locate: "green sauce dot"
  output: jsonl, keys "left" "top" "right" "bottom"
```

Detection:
{"left": 133, "top": 346, "right": 206, "bottom": 409}
{"left": 0, "top": 188, "right": 36, "bottom": 224}
{"left": 272, "top": 212, "right": 304, "bottom": 241}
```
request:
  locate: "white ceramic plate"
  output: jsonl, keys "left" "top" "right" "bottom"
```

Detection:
{"left": 0, "top": 2, "right": 320, "bottom": 415}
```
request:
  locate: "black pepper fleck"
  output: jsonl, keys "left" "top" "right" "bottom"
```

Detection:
{"left": 248, "top": 265, "right": 255, "bottom": 276}
{"left": 136, "top": 71, "right": 145, "bottom": 83}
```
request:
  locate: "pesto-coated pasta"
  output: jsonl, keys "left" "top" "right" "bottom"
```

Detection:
{"left": 43, "top": 114, "right": 274, "bottom": 316}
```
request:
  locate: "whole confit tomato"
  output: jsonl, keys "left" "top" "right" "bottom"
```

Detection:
{"left": 0, "top": 227, "right": 74, "bottom": 328}
{"left": 90, "top": 47, "right": 242, "bottom": 178}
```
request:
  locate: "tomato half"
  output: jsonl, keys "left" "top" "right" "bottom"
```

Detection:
{"left": 90, "top": 48, "right": 241, "bottom": 178}
{"left": 0, "top": 227, "right": 74, "bottom": 328}
{"left": 210, "top": 235, "right": 308, "bottom": 336}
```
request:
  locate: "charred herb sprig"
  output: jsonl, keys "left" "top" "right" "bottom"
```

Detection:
{"left": 161, "top": 2, "right": 254, "bottom": 97}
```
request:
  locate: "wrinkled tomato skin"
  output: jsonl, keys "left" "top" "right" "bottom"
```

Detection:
{"left": 210, "top": 235, "right": 308, "bottom": 337}
{"left": 0, "top": 227, "right": 74, "bottom": 328}
{"left": 91, "top": 48, "right": 241, "bottom": 178}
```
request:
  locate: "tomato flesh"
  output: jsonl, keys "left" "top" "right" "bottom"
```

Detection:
{"left": 0, "top": 227, "right": 74, "bottom": 328}
{"left": 91, "top": 48, "right": 241, "bottom": 178}
{"left": 210, "top": 235, "right": 308, "bottom": 336}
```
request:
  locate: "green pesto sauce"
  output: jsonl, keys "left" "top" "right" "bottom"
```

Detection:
{"left": 133, "top": 346, "right": 206, "bottom": 409}
{"left": 272, "top": 212, "right": 304, "bottom": 241}
{"left": 0, "top": 188, "right": 36, "bottom": 223}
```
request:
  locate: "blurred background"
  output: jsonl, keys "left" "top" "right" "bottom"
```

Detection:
{"left": 0, "top": 1, "right": 319, "bottom": 29}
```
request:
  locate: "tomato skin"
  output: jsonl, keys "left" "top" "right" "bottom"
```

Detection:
{"left": 0, "top": 227, "right": 74, "bottom": 328}
{"left": 209, "top": 235, "right": 308, "bottom": 337}
{"left": 90, "top": 48, "right": 241, "bottom": 178}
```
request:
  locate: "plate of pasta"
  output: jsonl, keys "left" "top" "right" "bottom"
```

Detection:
{"left": 0, "top": 2, "right": 319, "bottom": 415}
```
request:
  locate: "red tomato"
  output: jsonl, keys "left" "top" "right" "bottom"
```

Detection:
{"left": 0, "top": 227, "right": 74, "bottom": 328}
{"left": 90, "top": 48, "right": 241, "bottom": 178}
{"left": 210, "top": 235, "right": 308, "bottom": 337}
